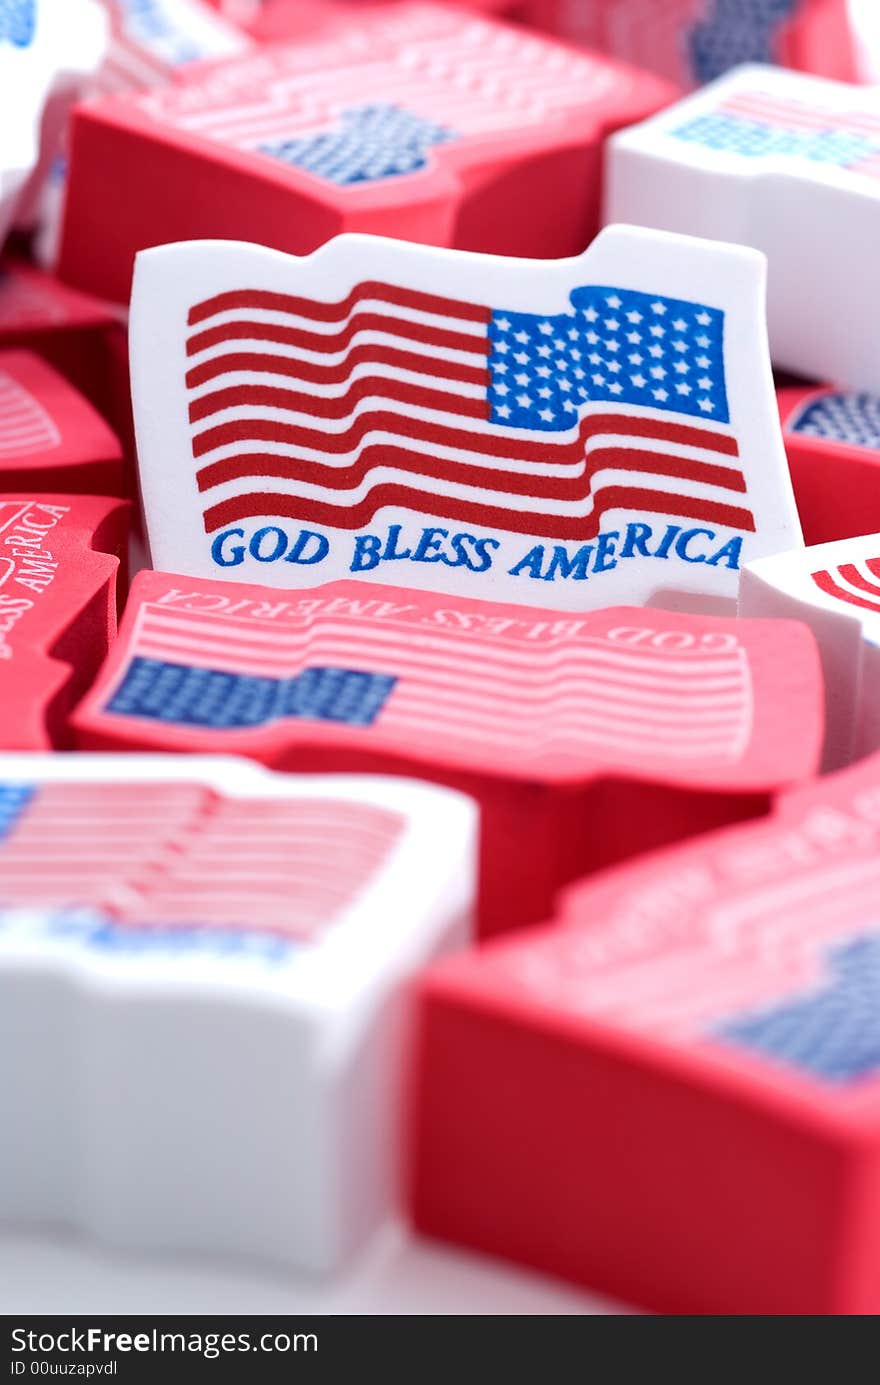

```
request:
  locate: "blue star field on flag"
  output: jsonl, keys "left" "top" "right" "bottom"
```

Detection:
{"left": 714, "top": 932, "right": 880, "bottom": 1084}
{"left": 259, "top": 103, "right": 457, "bottom": 186}
{"left": 107, "top": 658, "right": 397, "bottom": 730}
{"left": 673, "top": 112, "right": 880, "bottom": 166}
{"left": 0, "top": 783, "right": 33, "bottom": 840}
{"left": 487, "top": 285, "right": 729, "bottom": 431}
{"left": 791, "top": 392, "right": 880, "bottom": 450}
{"left": 688, "top": 0, "right": 799, "bottom": 84}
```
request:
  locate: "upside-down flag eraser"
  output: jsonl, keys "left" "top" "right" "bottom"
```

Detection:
{"left": 74, "top": 572, "right": 823, "bottom": 935}
{"left": 57, "top": 1, "right": 676, "bottom": 303}
{"left": 128, "top": 226, "right": 801, "bottom": 613}
{"left": 0, "top": 753, "right": 476, "bottom": 1270}
{"left": 411, "top": 751, "right": 880, "bottom": 1315}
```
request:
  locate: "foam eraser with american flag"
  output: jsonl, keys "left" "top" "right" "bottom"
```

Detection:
{"left": 23, "top": 2, "right": 251, "bottom": 271}
{"left": 411, "top": 751, "right": 880, "bottom": 1314}
{"left": 0, "top": 492, "right": 127, "bottom": 748}
{"left": 127, "top": 224, "right": 800, "bottom": 612}
{"left": 0, "top": 753, "right": 476, "bottom": 1268}
{"left": 778, "top": 383, "right": 880, "bottom": 547}
{"left": 515, "top": 0, "right": 857, "bottom": 88}
{"left": 605, "top": 65, "right": 880, "bottom": 390}
{"left": 740, "top": 532, "right": 880, "bottom": 772}
{"left": 57, "top": 2, "right": 676, "bottom": 305}
{"left": 72, "top": 571, "right": 823, "bottom": 936}
{"left": 0, "top": 350, "right": 123, "bottom": 493}
{"left": 0, "top": 257, "right": 118, "bottom": 417}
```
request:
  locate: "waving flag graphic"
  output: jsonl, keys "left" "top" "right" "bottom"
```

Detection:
{"left": 186, "top": 278, "right": 751, "bottom": 539}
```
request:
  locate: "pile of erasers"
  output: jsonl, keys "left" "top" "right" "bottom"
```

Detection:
{"left": 5, "top": 0, "right": 880, "bottom": 1315}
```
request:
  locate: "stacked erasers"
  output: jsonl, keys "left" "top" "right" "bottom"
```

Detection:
{"left": 3, "top": 0, "right": 880, "bottom": 1315}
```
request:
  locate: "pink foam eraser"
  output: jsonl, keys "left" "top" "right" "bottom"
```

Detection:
{"left": 58, "top": 2, "right": 675, "bottom": 304}
{"left": 514, "top": 0, "right": 858, "bottom": 87}
{"left": 247, "top": 0, "right": 519, "bottom": 43}
{"left": 411, "top": 749, "right": 880, "bottom": 1314}
{"left": 0, "top": 491, "right": 128, "bottom": 748}
{"left": 74, "top": 571, "right": 823, "bottom": 935}
{"left": 0, "top": 257, "right": 118, "bottom": 417}
{"left": 0, "top": 349, "right": 123, "bottom": 493}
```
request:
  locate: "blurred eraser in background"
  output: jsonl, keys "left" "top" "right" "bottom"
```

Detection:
{"left": 0, "top": 492, "right": 128, "bottom": 748}
{"left": 58, "top": 2, "right": 675, "bottom": 303}
{"left": 411, "top": 749, "right": 880, "bottom": 1315}
{"left": 0, "top": 755, "right": 477, "bottom": 1271}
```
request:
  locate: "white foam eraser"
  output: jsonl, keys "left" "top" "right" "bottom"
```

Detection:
{"left": 130, "top": 225, "right": 801, "bottom": 612}
{"left": 0, "top": 753, "right": 477, "bottom": 1269}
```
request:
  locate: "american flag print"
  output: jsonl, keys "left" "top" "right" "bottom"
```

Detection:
{"left": 552, "top": 0, "right": 705, "bottom": 80}
{"left": 95, "top": 0, "right": 248, "bottom": 96}
{"left": 811, "top": 555, "right": 880, "bottom": 614}
{"left": 100, "top": 598, "right": 755, "bottom": 772}
{"left": 0, "top": 370, "right": 60, "bottom": 458}
{"left": 0, "top": 777, "right": 404, "bottom": 941}
{"left": 789, "top": 392, "right": 880, "bottom": 451}
{"left": 715, "top": 931, "right": 880, "bottom": 1084}
{"left": 186, "top": 278, "right": 752, "bottom": 540}
{"left": 551, "top": 0, "right": 799, "bottom": 86}
{"left": 672, "top": 86, "right": 880, "bottom": 179}
{"left": 494, "top": 820, "right": 880, "bottom": 1086}
{"left": 257, "top": 104, "right": 457, "bottom": 187}
{"left": 687, "top": 0, "right": 800, "bottom": 84}
{"left": 135, "top": 13, "right": 623, "bottom": 173}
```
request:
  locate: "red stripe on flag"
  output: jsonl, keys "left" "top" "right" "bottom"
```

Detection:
{"left": 187, "top": 313, "right": 490, "bottom": 359}
{"left": 191, "top": 408, "right": 739, "bottom": 465}
{"left": 812, "top": 568, "right": 880, "bottom": 613}
{"left": 185, "top": 346, "right": 490, "bottom": 390}
{"left": 188, "top": 378, "right": 491, "bottom": 425}
{"left": 202, "top": 483, "right": 755, "bottom": 538}
{"left": 195, "top": 442, "right": 747, "bottom": 500}
{"left": 187, "top": 283, "right": 492, "bottom": 328}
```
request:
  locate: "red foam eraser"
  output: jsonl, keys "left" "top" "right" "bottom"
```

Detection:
{"left": 0, "top": 256, "right": 119, "bottom": 419}
{"left": 0, "top": 492, "right": 128, "bottom": 749}
{"left": 411, "top": 749, "right": 880, "bottom": 1314}
{"left": 779, "top": 384, "right": 880, "bottom": 546}
{"left": 513, "top": 0, "right": 858, "bottom": 88}
{"left": 74, "top": 572, "right": 822, "bottom": 935}
{"left": 0, "top": 350, "right": 123, "bottom": 494}
{"left": 58, "top": 2, "right": 676, "bottom": 304}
